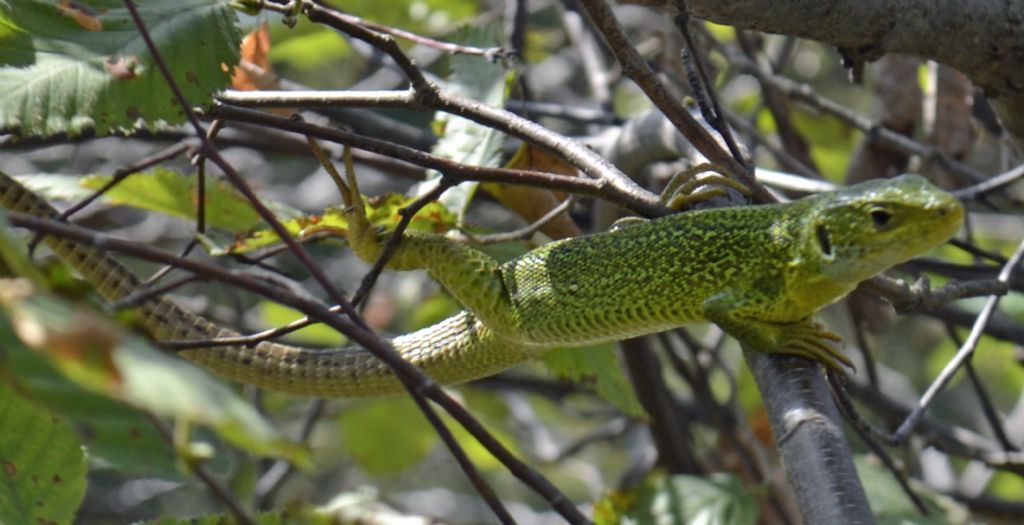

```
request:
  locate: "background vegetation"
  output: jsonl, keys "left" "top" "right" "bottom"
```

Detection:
{"left": 1, "top": 0, "right": 1022, "bottom": 523}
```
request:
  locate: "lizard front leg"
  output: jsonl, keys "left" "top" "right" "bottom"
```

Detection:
{"left": 703, "top": 288, "right": 852, "bottom": 371}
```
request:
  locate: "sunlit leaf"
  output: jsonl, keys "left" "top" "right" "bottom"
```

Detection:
{"left": 337, "top": 397, "right": 437, "bottom": 476}
{"left": 336, "top": 0, "right": 478, "bottom": 34}
{"left": 0, "top": 0, "right": 241, "bottom": 137}
{"left": 543, "top": 344, "right": 647, "bottom": 418}
{"left": 337, "top": 394, "right": 518, "bottom": 476}
{"left": 427, "top": 24, "right": 512, "bottom": 222}
{"left": 485, "top": 142, "right": 581, "bottom": 239}
{"left": 407, "top": 292, "right": 460, "bottom": 331}
{"left": 269, "top": 24, "right": 349, "bottom": 76}
{"left": 12, "top": 174, "right": 94, "bottom": 202}
{"left": 224, "top": 192, "right": 456, "bottom": 254}
{"left": 257, "top": 301, "right": 345, "bottom": 347}
{"left": 0, "top": 283, "right": 310, "bottom": 467}
{"left": 990, "top": 470, "right": 1024, "bottom": 509}
{"left": 80, "top": 168, "right": 266, "bottom": 232}
{"left": 791, "top": 107, "right": 856, "bottom": 182}
{"left": 595, "top": 472, "right": 757, "bottom": 525}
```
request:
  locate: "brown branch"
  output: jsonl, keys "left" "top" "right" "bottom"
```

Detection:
{"left": 210, "top": 102, "right": 661, "bottom": 215}
{"left": 329, "top": 8, "right": 512, "bottom": 58}
{"left": 576, "top": 0, "right": 773, "bottom": 203}
{"left": 861, "top": 274, "right": 1010, "bottom": 313}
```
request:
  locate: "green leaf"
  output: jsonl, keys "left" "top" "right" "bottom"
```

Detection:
{"left": 0, "top": 0, "right": 241, "bottom": 138}
{"left": 224, "top": 192, "right": 456, "bottom": 254}
{"left": 595, "top": 472, "right": 758, "bottom": 525}
{"left": 330, "top": 0, "right": 478, "bottom": 35}
{"left": 269, "top": 24, "right": 350, "bottom": 74}
{"left": 138, "top": 510, "right": 315, "bottom": 525}
{"left": 0, "top": 382, "right": 87, "bottom": 525}
{"left": 13, "top": 174, "right": 95, "bottom": 202}
{"left": 257, "top": 301, "right": 345, "bottom": 347}
{"left": 856, "top": 456, "right": 971, "bottom": 524}
{"left": 338, "top": 397, "right": 437, "bottom": 476}
{"left": 136, "top": 492, "right": 427, "bottom": 524}
{"left": 3, "top": 343, "right": 180, "bottom": 479}
{"left": 337, "top": 396, "right": 518, "bottom": 477}
{"left": 542, "top": 345, "right": 647, "bottom": 418}
{"left": 791, "top": 107, "right": 856, "bottom": 182}
{"left": 0, "top": 209, "right": 45, "bottom": 285}
{"left": 427, "top": 24, "right": 512, "bottom": 222}
{"left": 0, "top": 287, "right": 310, "bottom": 468}
{"left": 80, "top": 168, "right": 266, "bottom": 232}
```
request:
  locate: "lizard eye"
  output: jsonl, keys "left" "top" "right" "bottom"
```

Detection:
{"left": 870, "top": 208, "right": 892, "bottom": 227}
{"left": 816, "top": 224, "right": 832, "bottom": 255}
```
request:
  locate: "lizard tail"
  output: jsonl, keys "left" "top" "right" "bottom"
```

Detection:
{"left": 0, "top": 171, "right": 528, "bottom": 397}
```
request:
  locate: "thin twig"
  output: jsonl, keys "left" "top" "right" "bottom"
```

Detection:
{"left": 862, "top": 274, "right": 1009, "bottom": 314}
{"left": 891, "top": 236, "right": 1024, "bottom": 443}
{"left": 254, "top": 399, "right": 325, "bottom": 508}
{"left": 954, "top": 162, "right": 1024, "bottom": 200}
{"left": 826, "top": 373, "right": 930, "bottom": 515}
{"left": 841, "top": 375, "right": 1024, "bottom": 474}
{"left": 253, "top": 397, "right": 321, "bottom": 507}
{"left": 109, "top": 274, "right": 204, "bottom": 311}
{"left": 147, "top": 415, "right": 257, "bottom": 525}
{"left": 248, "top": 1, "right": 667, "bottom": 214}
{"left": 144, "top": 239, "right": 200, "bottom": 288}
{"left": 463, "top": 196, "right": 575, "bottom": 244}
{"left": 941, "top": 322, "right": 1018, "bottom": 452}
{"left": 330, "top": 8, "right": 511, "bottom": 58}
{"left": 26, "top": 141, "right": 191, "bottom": 253}
{"left": 722, "top": 49, "right": 989, "bottom": 186}
{"left": 211, "top": 102, "right": 659, "bottom": 215}
{"left": 674, "top": 10, "right": 747, "bottom": 164}
{"left": 576, "top": 0, "right": 771, "bottom": 203}
{"left": 121, "top": 0, "right": 357, "bottom": 322}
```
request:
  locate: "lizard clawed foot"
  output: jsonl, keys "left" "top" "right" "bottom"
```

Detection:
{"left": 309, "top": 142, "right": 381, "bottom": 263}
{"left": 661, "top": 162, "right": 751, "bottom": 211}
{"left": 770, "top": 319, "right": 852, "bottom": 372}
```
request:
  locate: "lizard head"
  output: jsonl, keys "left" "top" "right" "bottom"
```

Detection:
{"left": 799, "top": 174, "right": 963, "bottom": 284}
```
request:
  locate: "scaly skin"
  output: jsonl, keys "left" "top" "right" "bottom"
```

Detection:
{"left": 0, "top": 171, "right": 963, "bottom": 396}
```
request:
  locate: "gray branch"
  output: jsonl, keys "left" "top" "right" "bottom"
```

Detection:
{"left": 683, "top": 0, "right": 1024, "bottom": 143}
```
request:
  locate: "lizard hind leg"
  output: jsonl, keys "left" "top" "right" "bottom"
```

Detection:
{"left": 322, "top": 148, "right": 523, "bottom": 338}
{"left": 330, "top": 150, "right": 384, "bottom": 265}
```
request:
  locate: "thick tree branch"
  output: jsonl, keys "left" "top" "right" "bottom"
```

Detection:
{"left": 682, "top": 0, "right": 1024, "bottom": 142}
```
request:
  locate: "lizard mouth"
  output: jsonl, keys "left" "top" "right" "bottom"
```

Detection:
{"left": 925, "top": 198, "right": 965, "bottom": 242}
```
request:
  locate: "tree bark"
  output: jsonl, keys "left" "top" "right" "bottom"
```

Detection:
{"left": 681, "top": 0, "right": 1024, "bottom": 144}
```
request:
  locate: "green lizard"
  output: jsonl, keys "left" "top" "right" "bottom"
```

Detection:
{"left": 0, "top": 170, "right": 963, "bottom": 397}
